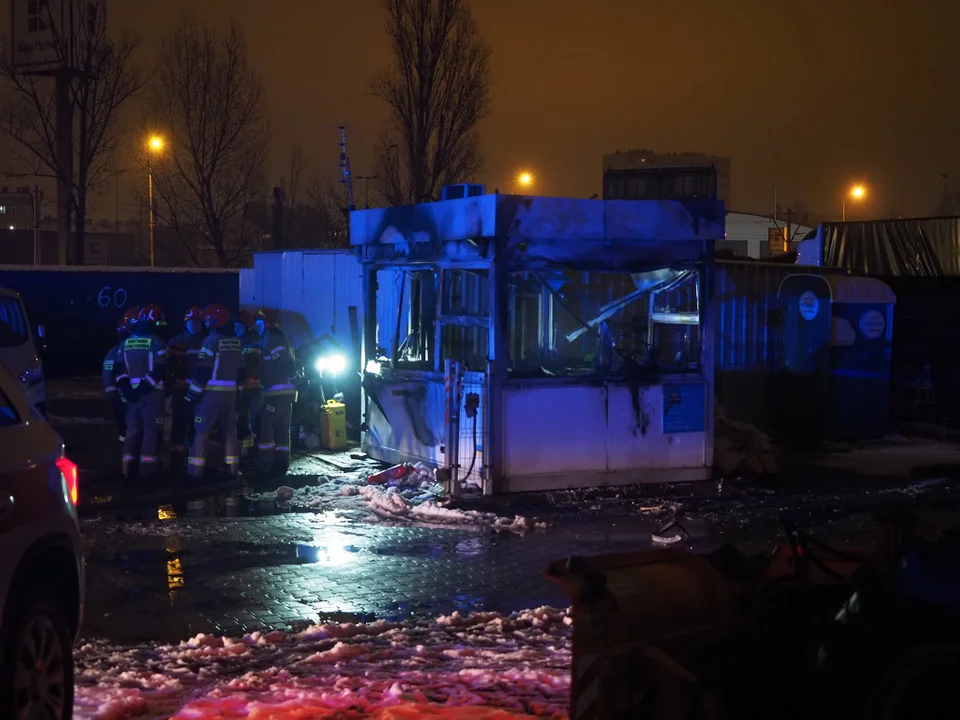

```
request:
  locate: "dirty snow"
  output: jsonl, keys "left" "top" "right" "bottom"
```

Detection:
{"left": 359, "top": 485, "right": 546, "bottom": 534}
{"left": 74, "top": 607, "right": 572, "bottom": 719}
{"left": 243, "top": 479, "right": 545, "bottom": 534}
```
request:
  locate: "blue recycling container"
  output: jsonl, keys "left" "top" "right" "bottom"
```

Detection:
{"left": 778, "top": 274, "right": 896, "bottom": 441}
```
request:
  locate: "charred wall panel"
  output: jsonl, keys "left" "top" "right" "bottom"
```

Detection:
{"left": 0, "top": 268, "right": 239, "bottom": 378}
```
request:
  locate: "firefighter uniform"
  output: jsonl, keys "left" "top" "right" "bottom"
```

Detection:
{"left": 166, "top": 308, "right": 206, "bottom": 461}
{"left": 257, "top": 326, "right": 298, "bottom": 473}
{"left": 235, "top": 312, "right": 262, "bottom": 458}
{"left": 115, "top": 305, "right": 168, "bottom": 479}
{"left": 103, "top": 307, "right": 141, "bottom": 442}
{"left": 102, "top": 342, "right": 125, "bottom": 441}
{"left": 186, "top": 305, "right": 245, "bottom": 480}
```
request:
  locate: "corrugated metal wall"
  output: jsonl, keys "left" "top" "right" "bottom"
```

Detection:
{"left": 715, "top": 261, "right": 850, "bottom": 371}
{"left": 713, "top": 260, "right": 850, "bottom": 431}
{"left": 0, "top": 267, "right": 238, "bottom": 378}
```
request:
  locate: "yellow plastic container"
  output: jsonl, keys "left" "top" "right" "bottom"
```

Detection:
{"left": 319, "top": 400, "right": 348, "bottom": 450}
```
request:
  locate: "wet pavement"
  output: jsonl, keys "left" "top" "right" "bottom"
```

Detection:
{"left": 49, "top": 379, "right": 960, "bottom": 645}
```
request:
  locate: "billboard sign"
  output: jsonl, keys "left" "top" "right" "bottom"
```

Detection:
{"left": 767, "top": 226, "right": 788, "bottom": 257}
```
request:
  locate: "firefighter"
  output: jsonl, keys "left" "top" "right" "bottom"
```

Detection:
{"left": 102, "top": 306, "right": 140, "bottom": 442}
{"left": 185, "top": 304, "right": 245, "bottom": 481}
{"left": 114, "top": 304, "right": 168, "bottom": 480}
{"left": 235, "top": 310, "right": 262, "bottom": 463}
{"left": 166, "top": 306, "right": 206, "bottom": 468}
{"left": 255, "top": 307, "right": 298, "bottom": 476}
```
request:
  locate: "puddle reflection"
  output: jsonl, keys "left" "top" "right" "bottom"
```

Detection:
{"left": 295, "top": 543, "right": 360, "bottom": 566}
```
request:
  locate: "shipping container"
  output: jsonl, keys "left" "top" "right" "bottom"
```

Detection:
{"left": 0, "top": 265, "right": 239, "bottom": 378}
{"left": 240, "top": 250, "right": 408, "bottom": 361}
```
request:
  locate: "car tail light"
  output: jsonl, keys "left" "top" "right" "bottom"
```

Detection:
{"left": 18, "top": 357, "right": 43, "bottom": 387}
{"left": 56, "top": 456, "right": 79, "bottom": 506}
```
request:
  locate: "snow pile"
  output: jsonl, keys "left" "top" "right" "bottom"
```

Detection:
{"left": 359, "top": 485, "right": 545, "bottom": 535}
{"left": 74, "top": 607, "right": 572, "bottom": 719}
{"left": 244, "top": 478, "right": 370, "bottom": 513}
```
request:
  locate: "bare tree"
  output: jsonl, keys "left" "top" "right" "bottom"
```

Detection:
{"left": 284, "top": 143, "right": 308, "bottom": 208}
{"left": 372, "top": 0, "right": 491, "bottom": 206}
{"left": 0, "top": 0, "right": 145, "bottom": 264}
{"left": 305, "top": 178, "right": 349, "bottom": 247}
{"left": 148, "top": 14, "right": 269, "bottom": 267}
{"left": 267, "top": 144, "right": 349, "bottom": 250}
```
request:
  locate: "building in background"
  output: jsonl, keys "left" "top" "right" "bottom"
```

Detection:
{"left": 721, "top": 211, "right": 812, "bottom": 260}
{"left": 603, "top": 149, "right": 732, "bottom": 206}
{"left": 0, "top": 186, "right": 36, "bottom": 231}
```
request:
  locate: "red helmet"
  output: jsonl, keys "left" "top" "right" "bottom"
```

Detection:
{"left": 138, "top": 304, "right": 165, "bottom": 325}
{"left": 255, "top": 307, "right": 279, "bottom": 329}
{"left": 184, "top": 306, "right": 203, "bottom": 323}
{"left": 237, "top": 309, "right": 254, "bottom": 327}
{"left": 202, "top": 304, "right": 231, "bottom": 328}
{"left": 118, "top": 306, "right": 141, "bottom": 333}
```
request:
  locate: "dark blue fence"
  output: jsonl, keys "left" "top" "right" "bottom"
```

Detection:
{"left": 0, "top": 267, "right": 239, "bottom": 378}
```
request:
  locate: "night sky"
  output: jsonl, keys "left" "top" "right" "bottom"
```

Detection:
{"left": 62, "top": 1, "right": 960, "bottom": 219}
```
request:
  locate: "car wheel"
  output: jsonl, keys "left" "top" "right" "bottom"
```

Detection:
{"left": 0, "top": 592, "right": 74, "bottom": 720}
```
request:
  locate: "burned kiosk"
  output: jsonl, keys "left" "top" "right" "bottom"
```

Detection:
{"left": 352, "top": 193, "right": 724, "bottom": 495}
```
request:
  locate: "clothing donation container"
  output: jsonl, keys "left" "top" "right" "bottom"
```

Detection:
{"left": 777, "top": 274, "right": 895, "bottom": 441}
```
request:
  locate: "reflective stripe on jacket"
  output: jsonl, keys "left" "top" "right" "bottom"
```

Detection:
{"left": 102, "top": 342, "right": 122, "bottom": 394}
{"left": 167, "top": 331, "right": 206, "bottom": 387}
{"left": 116, "top": 334, "right": 168, "bottom": 390}
{"left": 188, "top": 331, "right": 244, "bottom": 395}
{"left": 259, "top": 328, "right": 297, "bottom": 397}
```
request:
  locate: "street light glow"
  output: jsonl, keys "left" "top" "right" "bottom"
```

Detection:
{"left": 517, "top": 171, "right": 533, "bottom": 187}
{"left": 850, "top": 184, "right": 866, "bottom": 200}
{"left": 147, "top": 135, "right": 165, "bottom": 153}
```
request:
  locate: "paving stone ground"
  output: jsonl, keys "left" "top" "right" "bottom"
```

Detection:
{"left": 49, "top": 379, "right": 960, "bottom": 645}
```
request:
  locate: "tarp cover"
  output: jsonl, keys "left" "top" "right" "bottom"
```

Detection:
{"left": 820, "top": 217, "right": 960, "bottom": 276}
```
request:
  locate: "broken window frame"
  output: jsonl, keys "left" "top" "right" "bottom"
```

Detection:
{"left": 505, "top": 264, "right": 703, "bottom": 379}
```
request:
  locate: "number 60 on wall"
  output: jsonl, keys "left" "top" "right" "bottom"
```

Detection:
{"left": 98, "top": 286, "right": 128, "bottom": 309}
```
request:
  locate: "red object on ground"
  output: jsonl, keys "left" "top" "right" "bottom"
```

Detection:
{"left": 367, "top": 464, "right": 412, "bottom": 485}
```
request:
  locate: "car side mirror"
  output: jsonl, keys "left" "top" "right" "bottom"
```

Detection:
{"left": 36, "top": 324, "right": 47, "bottom": 351}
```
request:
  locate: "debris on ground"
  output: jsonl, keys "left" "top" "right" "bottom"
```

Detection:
{"left": 358, "top": 484, "right": 546, "bottom": 534}
{"left": 714, "top": 402, "right": 780, "bottom": 479}
{"left": 651, "top": 520, "right": 687, "bottom": 545}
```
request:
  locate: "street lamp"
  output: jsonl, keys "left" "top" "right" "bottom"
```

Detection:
{"left": 146, "top": 134, "right": 165, "bottom": 267}
{"left": 842, "top": 183, "right": 866, "bottom": 222}
{"left": 515, "top": 171, "right": 534, "bottom": 193}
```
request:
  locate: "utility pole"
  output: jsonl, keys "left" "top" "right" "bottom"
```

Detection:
{"left": 32, "top": 185, "right": 42, "bottom": 266}
{"left": 55, "top": 71, "right": 73, "bottom": 265}
{"left": 272, "top": 186, "right": 285, "bottom": 249}
{"left": 338, "top": 126, "right": 356, "bottom": 212}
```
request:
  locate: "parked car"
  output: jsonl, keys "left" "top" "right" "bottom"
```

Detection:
{"left": 0, "top": 287, "right": 47, "bottom": 417}
{"left": 0, "top": 362, "right": 83, "bottom": 719}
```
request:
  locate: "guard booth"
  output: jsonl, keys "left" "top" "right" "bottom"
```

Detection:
{"left": 351, "top": 193, "right": 725, "bottom": 495}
